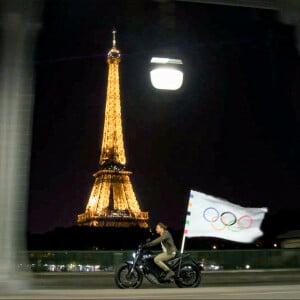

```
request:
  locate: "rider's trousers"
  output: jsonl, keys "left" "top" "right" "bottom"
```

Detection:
{"left": 154, "top": 252, "right": 176, "bottom": 272}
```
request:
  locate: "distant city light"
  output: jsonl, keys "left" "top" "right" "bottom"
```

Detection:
{"left": 150, "top": 57, "right": 183, "bottom": 90}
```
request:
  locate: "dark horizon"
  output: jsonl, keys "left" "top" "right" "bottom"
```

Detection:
{"left": 28, "top": 0, "right": 300, "bottom": 236}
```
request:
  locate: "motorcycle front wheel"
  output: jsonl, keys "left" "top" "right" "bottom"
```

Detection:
{"left": 175, "top": 262, "right": 201, "bottom": 288}
{"left": 114, "top": 263, "right": 143, "bottom": 289}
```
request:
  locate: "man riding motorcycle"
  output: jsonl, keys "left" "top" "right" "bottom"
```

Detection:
{"left": 144, "top": 222, "right": 177, "bottom": 280}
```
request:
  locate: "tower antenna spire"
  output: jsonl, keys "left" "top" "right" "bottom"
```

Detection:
{"left": 112, "top": 29, "right": 116, "bottom": 48}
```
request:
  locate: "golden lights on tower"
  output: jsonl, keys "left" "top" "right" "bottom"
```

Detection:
{"left": 77, "top": 30, "right": 149, "bottom": 228}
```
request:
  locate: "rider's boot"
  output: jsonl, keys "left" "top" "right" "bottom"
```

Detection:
{"left": 164, "top": 270, "right": 175, "bottom": 280}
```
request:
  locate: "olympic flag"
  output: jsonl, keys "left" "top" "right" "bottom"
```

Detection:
{"left": 183, "top": 190, "right": 268, "bottom": 245}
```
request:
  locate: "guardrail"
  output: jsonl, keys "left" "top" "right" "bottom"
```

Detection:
{"left": 17, "top": 249, "right": 300, "bottom": 272}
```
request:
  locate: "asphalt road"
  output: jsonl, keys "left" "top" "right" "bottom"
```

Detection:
{"left": 1, "top": 285, "right": 300, "bottom": 299}
{"left": 28, "top": 269, "right": 300, "bottom": 289}
{"left": 1, "top": 270, "right": 300, "bottom": 299}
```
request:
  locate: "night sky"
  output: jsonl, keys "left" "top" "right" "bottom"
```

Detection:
{"left": 28, "top": 0, "right": 300, "bottom": 234}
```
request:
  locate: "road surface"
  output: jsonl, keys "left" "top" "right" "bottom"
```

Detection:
{"left": 1, "top": 270, "right": 300, "bottom": 299}
{"left": 1, "top": 285, "right": 300, "bottom": 299}
{"left": 29, "top": 269, "right": 300, "bottom": 289}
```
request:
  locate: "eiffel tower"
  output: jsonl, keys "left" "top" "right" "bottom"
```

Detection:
{"left": 77, "top": 30, "right": 149, "bottom": 228}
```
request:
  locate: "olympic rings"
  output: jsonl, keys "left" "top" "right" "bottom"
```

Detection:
{"left": 238, "top": 215, "right": 253, "bottom": 229}
{"left": 203, "top": 207, "right": 254, "bottom": 232}
{"left": 210, "top": 215, "right": 226, "bottom": 231}
{"left": 203, "top": 207, "right": 219, "bottom": 223}
{"left": 220, "top": 211, "right": 237, "bottom": 226}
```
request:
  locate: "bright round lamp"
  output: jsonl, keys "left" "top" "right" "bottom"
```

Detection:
{"left": 150, "top": 57, "right": 183, "bottom": 90}
{"left": 150, "top": 67, "right": 183, "bottom": 90}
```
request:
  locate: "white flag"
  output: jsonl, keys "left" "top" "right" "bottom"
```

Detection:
{"left": 184, "top": 190, "right": 268, "bottom": 243}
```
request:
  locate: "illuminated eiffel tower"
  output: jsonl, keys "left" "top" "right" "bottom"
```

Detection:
{"left": 77, "top": 30, "right": 149, "bottom": 228}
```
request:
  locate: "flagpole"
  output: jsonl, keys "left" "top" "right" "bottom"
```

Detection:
{"left": 177, "top": 232, "right": 187, "bottom": 276}
{"left": 178, "top": 190, "right": 192, "bottom": 276}
{"left": 180, "top": 233, "right": 186, "bottom": 254}
{"left": 180, "top": 190, "right": 191, "bottom": 254}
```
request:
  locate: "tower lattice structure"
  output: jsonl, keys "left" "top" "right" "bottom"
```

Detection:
{"left": 77, "top": 31, "right": 149, "bottom": 228}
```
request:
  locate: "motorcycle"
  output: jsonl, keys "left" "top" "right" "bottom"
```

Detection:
{"left": 114, "top": 243, "right": 201, "bottom": 288}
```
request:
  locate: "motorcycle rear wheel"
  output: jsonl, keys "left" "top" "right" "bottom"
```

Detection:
{"left": 175, "top": 262, "right": 201, "bottom": 288}
{"left": 114, "top": 263, "right": 143, "bottom": 289}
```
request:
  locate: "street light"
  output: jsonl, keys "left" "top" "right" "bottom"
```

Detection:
{"left": 150, "top": 57, "right": 183, "bottom": 90}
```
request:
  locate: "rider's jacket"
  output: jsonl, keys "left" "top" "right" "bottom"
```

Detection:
{"left": 147, "top": 230, "right": 177, "bottom": 255}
